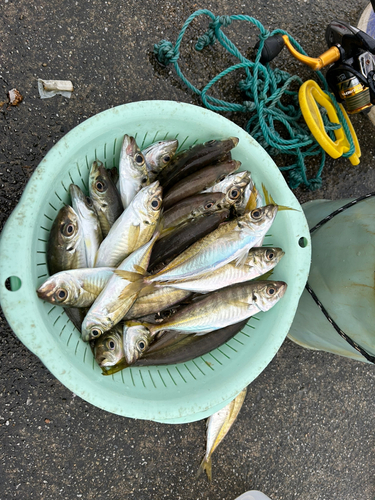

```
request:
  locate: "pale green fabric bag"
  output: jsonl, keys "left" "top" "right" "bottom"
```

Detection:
{"left": 288, "top": 196, "right": 375, "bottom": 363}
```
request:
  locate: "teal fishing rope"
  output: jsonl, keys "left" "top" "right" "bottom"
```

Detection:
{"left": 154, "top": 9, "right": 355, "bottom": 190}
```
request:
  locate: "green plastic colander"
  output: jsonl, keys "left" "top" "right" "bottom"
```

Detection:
{"left": 0, "top": 101, "right": 311, "bottom": 424}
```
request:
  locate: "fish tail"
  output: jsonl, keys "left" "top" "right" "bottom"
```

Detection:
{"left": 137, "top": 283, "right": 158, "bottom": 298}
{"left": 114, "top": 268, "right": 159, "bottom": 301}
{"left": 262, "top": 183, "right": 298, "bottom": 212}
{"left": 196, "top": 455, "right": 212, "bottom": 482}
{"left": 114, "top": 269, "right": 148, "bottom": 301}
{"left": 118, "top": 280, "right": 147, "bottom": 301}
{"left": 114, "top": 269, "right": 144, "bottom": 281}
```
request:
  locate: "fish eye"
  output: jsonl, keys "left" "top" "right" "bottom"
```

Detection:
{"left": 137, "top": 339, "right": 147, "bottom": 352}
{"left": 96, "top": 179, "right": 106, "bottom": 192}
{"left": 91, "top": 328, "right": 102, "bottom": 338}
{"left": 204, "top": 201, "right": 215, "bottom": 210}
{"left": 56, "top": 288, "right": 67, "bottom": 300}
{"left": 251, "top": 208, "right": 262, "bottom": 219}
{"left": 150, "top": 197, "right": 161, "bottom": 210}
{"left": 267, "top": 286, "right": 276, "bottom": 296}
{"left": 134, "top": 153, "right": 145, "bottom": 166}
{"left": 108, "top": 340, "right": 116, "bottom": 350}
{"left": 204, "top": 139, "right": 217, "bottom": 146}
{"left": 141, "top": 177, "right": 148, "bottom": 184}
{"left": 229, "top": 188, "right": 241, "bottom": 200}
{"left": 162, "top": 155, "right": 171, "bottom": 164}
{"left": 62, "top": 223, "right": 75, "bottom": 237}
{"left": 266, "top": 249, "right": 275, "bottom": 260}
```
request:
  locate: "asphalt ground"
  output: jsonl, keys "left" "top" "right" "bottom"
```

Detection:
{"left": 1, "top": 0, "right": 375, "bottom": 499}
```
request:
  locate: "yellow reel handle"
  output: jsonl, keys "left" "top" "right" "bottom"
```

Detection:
{"left": 298, "top": 80, "right": 361, "bottom": 165}
{"left": 281, "top": 35, "right": 341, "bottom": 71}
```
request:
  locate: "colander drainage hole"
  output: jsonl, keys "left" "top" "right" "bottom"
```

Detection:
{"left": 5, "top": 276, "right": 22, "bottom": 292}
{"left": 298, "top": 237, "right": 308, "bottom": 248}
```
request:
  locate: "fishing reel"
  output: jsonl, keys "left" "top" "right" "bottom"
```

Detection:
{"left": 260, "top": 20, "right": 375, "bottom": 114}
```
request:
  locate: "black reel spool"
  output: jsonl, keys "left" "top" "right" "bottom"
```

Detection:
{"left": 258, "top": 19, "right": 375, "bottom": 114}
{"left": 325, "top": 20, "right": 375, "bottom": 114}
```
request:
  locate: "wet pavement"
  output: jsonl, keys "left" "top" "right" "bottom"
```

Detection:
{"left": 1, "top": 0, "right": 375, "bottom": 499}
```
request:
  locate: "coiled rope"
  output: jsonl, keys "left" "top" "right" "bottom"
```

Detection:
{"left": 154, "top": 9, "right": 355, "bottom": 190}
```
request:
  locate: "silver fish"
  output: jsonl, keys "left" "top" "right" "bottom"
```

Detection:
{"left": 161, "top": 192, "right": 228, "bottom": 234}
{"left": 143, "top": 280, "right": 287, "bottom": 336}
{"left": 47, "top": 205, "right": 87, "bottom": 275}
{"left": 36, "top": 267, "right": 115, "bottom": 308}
{"left": 89, "top": 160, "right": 123, "bottom": 238}
{"left": 124, "top": 281, "right": 287, "bottom": 363}
{"left": 147, "top": 205, "right": 278, "bottom": 284}
{"left": 162, "top": 159, "right": 241, "bottom": 211}
{"left": 201, "top": 170, "right": 251, "bottom": 208}
{"left": 70, "top": 184, "right": 103, "bottom": 267}
{"left": 81, "top": 233, "right": 159, "bottom": 342}
{"left": 142, "top": 139, "right": 178, "bottom": 182}
{"left": 201, "top": 170, "right": 251, "bottom": 193}
{"left": 119, "top": 134, "right": 149, "bottom": 209}
{"left": 159, "top": 247, "right": 284, "bottom": 293}
{"left": 197, "top": 387, "right": 247, "bottom": 481}
{"left": 123, "top": 322, "right": 152, "bottom": 365}
{"left": 94, "top": 181, "right": 162, "bottom": 268}
{"left": 94, "top": 325, "right": 124, "bottom": 367}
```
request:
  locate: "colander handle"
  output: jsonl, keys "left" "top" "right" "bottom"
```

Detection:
{"left": 0, "top": 199, "right": 40, "bottom": 342}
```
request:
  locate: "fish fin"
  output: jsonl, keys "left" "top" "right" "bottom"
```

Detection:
{"left": 137, "top": 284, "right": 157, "bottom": 298}
{"left": 118, "top": 281, "right": 145, "bottom": 301}
{"left": 196, "top": 455, "right": 212, "bottom": 482}
{"left": 277, "top": 204, "right": 299, "bottom": 212}
{"left": 114, "top": 270, "right": 144, "bottom": 282}
{"left": 262, "top": 183, "right": 275, "bottom": 206}
{"left": 127, "top": 223, "right": 141, "bottom": 253}
{"left": 133, "top": 264, "right": 147, "bottom": 275}
{"left": 93, "top": 249, "right": 99, "bottom": 267}
{"left": 227, "top": 300, "right": 250, "bottom": 309}
{"left": 262, "top": 183, "right": 298, "bottom": 212}
{"left": 80, "top": 280, "right": 105, "bottom": 296}
{"left": 98, "top": 213, "right": 112, "bottom": 239}
{"left": 234, "top": 247, "right": 250, "bottom": 267}
{"left": 244, "top": 184, "right": 258, "bottom": 213}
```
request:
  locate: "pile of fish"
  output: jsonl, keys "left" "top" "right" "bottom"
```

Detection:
{"left": 37, "top": 134, "right": 288, "bottom": 373}
{"left": 36, "top": 133, "right": 291, "bottom": 480}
